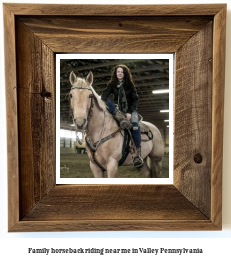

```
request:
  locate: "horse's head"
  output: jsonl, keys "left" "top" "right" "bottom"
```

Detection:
{"left": 69, "top": 71, "right": 93, "bottom": 131}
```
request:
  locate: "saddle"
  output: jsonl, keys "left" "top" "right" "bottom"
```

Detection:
{"left": 118, "top": 120, "right": 153, "bottom": 166}
{"left": 85, "top": 115, "right": 153, "bottom": 170}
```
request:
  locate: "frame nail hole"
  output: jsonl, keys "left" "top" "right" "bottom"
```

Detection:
{"left": 41, "top": 91, "right": 52, "bottom": 99}
{"left": 194, "top": 153, "right": 202, "bottom": 164}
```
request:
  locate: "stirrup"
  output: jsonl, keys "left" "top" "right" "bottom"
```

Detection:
{"left": 133, "top": 156, "right": 144, "bottom": 168}
{"left": 133, "top": 146, "right": 143, "bottom": 168}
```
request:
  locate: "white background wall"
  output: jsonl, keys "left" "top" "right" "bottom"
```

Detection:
{"left": 0, "top": 0, "right": 231, "bottom": 260}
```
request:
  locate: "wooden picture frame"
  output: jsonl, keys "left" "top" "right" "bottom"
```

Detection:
{"left": 4, "top": 3, "right": 226, "bottom": 232}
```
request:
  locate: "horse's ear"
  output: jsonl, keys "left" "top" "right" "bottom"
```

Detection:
{"left": 69, "top": 71, "right": 77, "bottom": 85}
{"left": 86, "top": 71, "right": 93, "bottom": 86}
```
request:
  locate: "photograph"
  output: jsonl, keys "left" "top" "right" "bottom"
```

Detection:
{"left": 57, "top": 54, "right": 174, "bottom": 184}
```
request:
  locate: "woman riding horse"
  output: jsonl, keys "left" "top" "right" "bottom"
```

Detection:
{"left": 101, "top": 64, "right": 143, "bottom": 168}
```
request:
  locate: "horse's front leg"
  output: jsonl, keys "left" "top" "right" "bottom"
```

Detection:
{"left": 90, "top": 161, "right": 104, "bottom": 178}
{"left": 106, "top": 158, "right": 118, "bottom": 178}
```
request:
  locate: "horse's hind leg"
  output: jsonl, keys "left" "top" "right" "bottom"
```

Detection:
{"left": 149, "top": 156, "right": 162, "bottom": 178}
{"left": 140, "top": 153, "right": 163, "bottom": 178}
{"left": 90, "top": 161, "right": 104, "bottom": 178}
{"left": 141, "top": 158, "right": 152, "bottom": 178}
{"left": 148, "top": 134, "right": 164, "bottom": 178}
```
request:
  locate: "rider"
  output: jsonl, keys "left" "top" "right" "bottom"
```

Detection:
{"left": 101, "top": 64, "right": 143, "bottom": 168}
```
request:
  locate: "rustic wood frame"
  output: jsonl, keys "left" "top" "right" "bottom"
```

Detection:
{"left": 4, "top": 4, "right": 226, "bottom": 232}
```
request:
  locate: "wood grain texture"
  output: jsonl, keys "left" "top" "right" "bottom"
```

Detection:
{"left": 4, "top": 3, "right": 226, "bottom": 231}
{"left": 22, "top": 185, "right": 207, "bottom": 221}
{"left": 40, "top": 44, "right": 56, "bottom": 198}
{"left": 14, "top": 185, "right": 217, "bottom": 232}
{"left": 211, "top": 5, "right": 226, "bottom": 228}
{"left": 174, "top": 22, "right": 213, "bottom": 218}
{"left": 4, "top": 3, "right": 225, "bottom": 16}
{"left": 3, "top": 4, "right": 19, "bottom": 231}
{"left": 18, "top": 16, "right": 212, "bottom": 53}
{"left": 16, "top": 20, "right": 56, "bottom": 218}
{"left": 11, "top": 220, "right": 218, "bottom": 232}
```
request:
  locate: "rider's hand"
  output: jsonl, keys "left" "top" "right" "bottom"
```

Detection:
{"left": 126, "top": 113, "right": 131, "bottom": 120}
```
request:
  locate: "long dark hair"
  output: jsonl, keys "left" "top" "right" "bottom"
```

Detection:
{"left": 108, "top": 64, "right": 134, "bottom": 90}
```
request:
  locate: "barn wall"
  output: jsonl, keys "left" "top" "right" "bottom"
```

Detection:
{"left": 60, "top": 137, "right": 76, "bottom": 154}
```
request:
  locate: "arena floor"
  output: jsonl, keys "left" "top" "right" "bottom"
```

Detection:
{"left": 60, "top": 153, "right": 169, "bottom": 179}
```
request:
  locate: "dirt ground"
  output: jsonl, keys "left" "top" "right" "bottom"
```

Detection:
{"left": 60, "top": 153, "right": 169, "bottom": 179}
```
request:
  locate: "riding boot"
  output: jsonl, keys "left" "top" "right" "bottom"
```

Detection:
{"left": 113, "top": 109, "right": 133, "bottom": 129}
{"left": 133, "top": 146, "right": 144, "bottom": 168}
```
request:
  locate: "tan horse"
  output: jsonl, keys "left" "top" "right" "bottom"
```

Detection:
{"left": 69, "top": 71, "right": 164, "bottom": 178}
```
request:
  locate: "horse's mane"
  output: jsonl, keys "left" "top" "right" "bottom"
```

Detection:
{"left": 90, "top": 86, "right": 107, "bottom": 112}
{"left": 75, "top": 77, "right": 107, "bottom": 112}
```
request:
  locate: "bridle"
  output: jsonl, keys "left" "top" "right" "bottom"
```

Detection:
{"left": 69, "top": 85, "right": 106, "bottom": 151}
{"left": 69, "top": 85, "right": 94, "bottom": 124}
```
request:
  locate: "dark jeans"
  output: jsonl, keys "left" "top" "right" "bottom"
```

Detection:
{"left": 105, "top": 98, "right": 141, "bottom": 148}
{"left": 105, "top": 98, "right": 116, "bottom": 114}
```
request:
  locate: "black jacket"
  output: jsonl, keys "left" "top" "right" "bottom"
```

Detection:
{"left": 101, "top": 82, "right": 139, "bottom": 114}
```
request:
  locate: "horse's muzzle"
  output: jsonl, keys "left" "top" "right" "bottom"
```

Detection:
{"left": 74, "top": 118, "right": 87, "bottom": 130}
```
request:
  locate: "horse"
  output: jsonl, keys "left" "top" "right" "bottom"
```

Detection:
{"left": 69, "top": 71, "right": 164, "bottom": 178}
